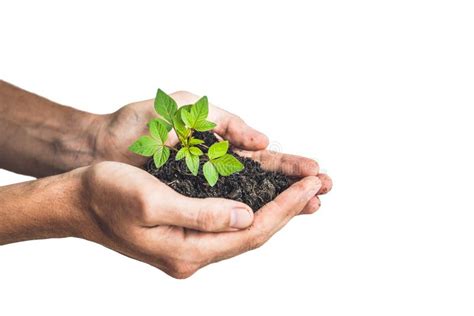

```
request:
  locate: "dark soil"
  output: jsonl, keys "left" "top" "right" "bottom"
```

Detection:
{"left": 145, "top": 132, "right": 292, "bottom": 211}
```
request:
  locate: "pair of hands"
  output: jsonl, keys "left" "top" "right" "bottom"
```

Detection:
{"left": 79, "top": 91, "right": 332, "bottom": 278}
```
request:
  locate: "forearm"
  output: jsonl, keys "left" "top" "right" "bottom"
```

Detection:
{"left": 0, "top": 169, "right": 90, "bottom": 245}
{"left": 0, "top": 80, "right": 103, "bottom": 177}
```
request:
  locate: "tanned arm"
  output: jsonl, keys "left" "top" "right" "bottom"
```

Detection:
{"left": 0, "top": 81, "right": 331, "bottom": 278}
{"left": 0, "top": 169, "right": 89, "bottom": 245}
{"left": 0, "top": 80, "right": 102, "bottom": 177}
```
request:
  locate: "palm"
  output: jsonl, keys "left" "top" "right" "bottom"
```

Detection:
{"left": 98, "top": 90, "right": 331, "bottom": 215}
{"left": 85, "top": 161, "right": 324, "bottom": 277}
{"left": 100, "top": 100, "right": 162, "bottom": 166}
{"left": 100, "top": 91, "right": 268, "bottom": 167}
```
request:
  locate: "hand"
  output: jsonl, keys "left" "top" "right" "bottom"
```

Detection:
{"left": 80, "top": 161, "right": 323, "bottom": 278}
{"left": 95, "top": 91, "right": 332, "bottom": 214}
{"left": 96, "top": 91, "right": 270, "bottom": 167}
{"left": 0, "top": 80, "right": 333, "bottom": 203}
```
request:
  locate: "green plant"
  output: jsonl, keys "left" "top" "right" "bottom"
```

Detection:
{"left": 129, "top": 89, "right": 244, "bottom": 186}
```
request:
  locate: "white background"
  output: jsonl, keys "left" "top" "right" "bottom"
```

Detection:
{"left": 1, "top": 0, "right": 473, "bottom": 315}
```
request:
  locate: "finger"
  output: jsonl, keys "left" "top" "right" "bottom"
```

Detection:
{"left": 247, "top": 176, "right": 322, "bottom": 237}
{"left": 211, "top": 106, "right": 269, "bottom": 150}
{"left": 317, "top": 173, "right": 333, "bottom": 195}
{"left": 299, "top": 196, "right": 321, "bottom": 215}
{"left": 146, "top": 189, "right": 254, "bottom": 232}
{"left": 235, "top": 149, "right": 320, "bottom": 177}
{"left": 298, "top": 173, "right": 332, "bottom": 215}
{"left": 197, "top": 176, "right": 322, "bottom": 262}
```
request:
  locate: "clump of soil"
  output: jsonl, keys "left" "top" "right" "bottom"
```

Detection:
{"left": 145, "top": 132, "right": 291, "bottom": 211}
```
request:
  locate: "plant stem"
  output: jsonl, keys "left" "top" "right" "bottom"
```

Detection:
{"left": 166, "top": 145, "right": 178, "bottom": 152}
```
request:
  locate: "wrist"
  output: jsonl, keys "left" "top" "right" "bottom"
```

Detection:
{"left": 0, "top": 167, "right": 93, "bottom": 244}
{"left": 87, "top": 113, "right": 115, "bottom": 164}
{"left": 51, "top": 110, "right": 106, "bottom": 173}
{"left": 0, "top": 81, "right": 108, "bottom": 176}
{"left": 33, "top": 166, "right": 103, "bottom": 242}
{"left": 55, "top": 167, "right": 97, "bottom": 240}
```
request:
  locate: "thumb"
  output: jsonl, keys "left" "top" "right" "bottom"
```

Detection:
{"left": 157, "top": 196, "right": 254, "bottom": 232}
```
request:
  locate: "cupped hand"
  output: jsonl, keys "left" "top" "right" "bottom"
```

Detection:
{"left": 96, "top": 90, "right": 269, "bottom": 167}
{"left": 95, "top": 91, "right": 332, "bottom": 213}
{"left": 79, "top": 161, "right": 323, "bottom": 278}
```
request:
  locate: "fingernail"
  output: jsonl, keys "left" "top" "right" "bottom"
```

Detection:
{"left": 230, "top": 207, "right": 253, "bottom": 229}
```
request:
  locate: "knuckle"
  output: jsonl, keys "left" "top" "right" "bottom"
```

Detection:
{"left": 292, "top": 180, "right": 308, "bottom": 192}
{"left": 229, "top": 115, "right": 245, "bottom": 129}
{"left": 170, "top": 91, "right": 197, "bottom": 104}
{"left": 168, "top": 262, "right": 199, "bottom": 279}
{"left": 233, "top": 114, "right": 244, "bottom": 123}
{"left": 171, "top": 90, "right": 191, "bottom": 97}
{"left": 163, "top": 242, "right": 208, "bottom": 279}
{"left": 309, "top": 159, "right": 320, "bottom": 174}
{"left": 195, "top": 208, "right": 217, "bottom": 231}
{"left": 137, "top": 206, "right": 153, "bottom": 225}
{"left": 84, "top": 161, "right": 108, "bottom": 183}
{"left": 165, "top": 251, "right": 202, "bottom": 279}
{"left": 82, "top": 162, "right": 117, "bottom": 195}
{"left": 134, "top": 189, "right": 155, "bottom": 224}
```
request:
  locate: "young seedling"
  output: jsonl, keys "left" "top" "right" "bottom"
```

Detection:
{"left": 129, "top": 89, "right": 244, "bottom": 186}
{"left": 202, "top": 140, "right": 244, "bottom": 186}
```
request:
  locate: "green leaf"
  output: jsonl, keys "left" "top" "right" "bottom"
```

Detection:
{"left": 181, "top": 98, "right": 209, "bottom": 129}
{"left": 128, "top": 136, "right": 159, "bottom": 157}
{"left": 148, "top": 118, "right": 172, "bottom": 132}
{"left": 203, "top": 161, "right": 219, "bottom": 186}
{"left": 208, "top": 140, "right": 229, "bottom": 160}
{"left": 213, "top": 154, "right": 244, "bottom": 176}
{"left": 181, "top": 109, "right": 194, "bottom": 128}
{"left": 185, "top": 152, "right": 200, "bottom": 176}
{"left": 189, "top": 138, "right": 204, "bottom": 145}
{"left": 194, "top": 120, "right": 217, "bottom": 132}
{"left": 189, "top": 146, "right": 203, "bottom": 156}
{"left": 149, "top": 119, "right": 169, "bottom": 143}
{"left": 173, "top": 115, "right": 188, "bottom": 140}
{"left": 191, "top": 96, "right": 208, "bottom": 123}
{"left": 154, "top": 89, "right": 177, "bottom": 122}
{"left": 172, "top": 105, "right": 192, "bottom": 137}
{"left": 176, "top": 147, "right": 187, "bottom": 161}
{"left": 178, "top": 104, "right": 193, "bottom": 115}
{"left": 153, "top": 146, "right": 170, "bottom": 168}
